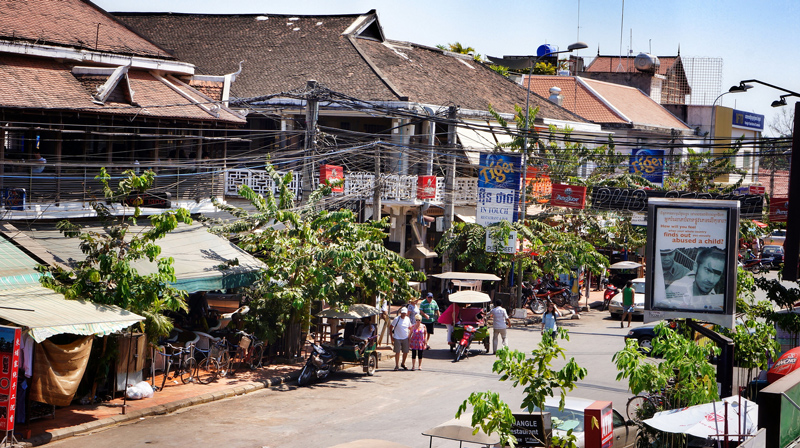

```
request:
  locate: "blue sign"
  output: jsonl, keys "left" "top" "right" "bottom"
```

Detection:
{"left": 477, "top": 153, "right": 521, "bottom": 224}
{"left": 732, "top": 109, "right": 764, "bottom": 131}
{"left": 478, "top": 153, "right": 521, "bottom": 190}
{"left": 629, "top": 149, "right": 665, "bottom": 185}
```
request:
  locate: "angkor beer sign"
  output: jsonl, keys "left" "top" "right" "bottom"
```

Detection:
{"left": 769, "top": 197, "right": 789, "bottom": 222}
{"left": 590, "top": 187, "right": 763, "bottom": 219}
{"left": 551, "top": 184, "right": 586, "bottom": 209}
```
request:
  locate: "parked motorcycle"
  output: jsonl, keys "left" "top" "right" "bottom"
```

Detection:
{"left": 297, "top": 342, "right": 337, "bottom": 386}
{"left": 602, "top": 284, "right": 619, "bottom": 311}
{"left": 453, "top": 325, "right": 479, "bottom": 363}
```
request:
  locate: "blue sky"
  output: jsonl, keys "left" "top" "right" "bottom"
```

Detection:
{"left": 95, "top": 0, "right": 800, "bottom": 136}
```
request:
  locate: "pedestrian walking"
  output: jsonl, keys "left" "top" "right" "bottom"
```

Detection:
{"left": 390, "top": 307, "right": 411, "bottom": 370}
{"left": 490, "top": 299, "right": 510, "bottom": 353}
{"left": 405, "top": 298, "right": 419, "bottom": 324}
{"left": 418, "top": 292, "right": 440, "bottom": 349}
{"left": 621, "top": 280, "right": 634, "bottom": 328}
{"left": 541, "top": 300, "right": 561, "bottom": 338}
{"left": 409, "top": 315, "right": 427, "bottom": 370}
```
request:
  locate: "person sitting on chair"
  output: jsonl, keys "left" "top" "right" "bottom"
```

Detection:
{"left": 351, "top": 317, "right": 376, "bottom": 351}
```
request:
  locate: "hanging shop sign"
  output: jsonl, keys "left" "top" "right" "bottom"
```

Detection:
{"left": 477, "top": 153, "right": 521, "bottom": 226}
{"left": 416, "top": 175, "right": 437, "bottom": 199}
{"left": 511, "top": 412, "right": 551, "bottom": 447}
{"left": 0, "top": 326, "right": 21, "bottom": 432}
{"left": 769, "top": 197, "right": 789, "bottom": 223}
{"left": 320, "top": 164, "right": 344, "bottom": 193}
{"left": 0, "top": 188, "right": 25, "bottom": 211}
{"left": 590, "top": 187, "right": 763, "bottom": 219}
{"left": 526, "top": 166, "right": 552, "bottom": 204}
{"left": 629, "top": 149, "right": 665, "bottom": 185}
{"left": 550, "top": 184, "right": 586, "bottom": 209}
{"left": 122, "top": 192, "right": 172, "bottom": 209}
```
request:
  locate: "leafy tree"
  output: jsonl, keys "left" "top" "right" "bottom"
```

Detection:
{"left": 437, "top": 42, "right": 476, "bottom": 55}
{"left": 768, "top": 107, "right": 794, "bottom": 138}
{"left": 531, "top": 61, "right": 556, "bottom": 75}
{"left": 662, "top": 143, "right": 746, "bottom": 194}
{"left": 38, "top": 169, "right": 192, "bottom": 341}
{"left": 206, "top": 164, "right": 424, "bottom": 345}
{"left": 457, "top": 330, "right": 587, "bottom": 448}
{"left": 754, "top": 276, "right": 800, "bottom": 349}
{"left": 489, "top": 64, "right": 510, "bottom": 78}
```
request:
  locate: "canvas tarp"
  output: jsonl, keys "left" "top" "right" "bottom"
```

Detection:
{"left": 30, "top": 336, "right": 93, "bottom": 406}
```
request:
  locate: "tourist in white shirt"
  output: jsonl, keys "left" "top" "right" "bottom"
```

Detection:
{"left": 490, "top": 299, "right": 511, "bottom": 353}
{"left": 390, "top": 307, "right": 411, "bottom": 370}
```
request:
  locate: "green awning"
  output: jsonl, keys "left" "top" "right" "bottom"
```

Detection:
{"left": 0, "top": 236, "right": 144, "bottom": 342}
{"left": 17, "top": 223, "right": 264, "bottom": 293}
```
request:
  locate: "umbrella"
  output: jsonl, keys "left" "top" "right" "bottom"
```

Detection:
{"left": 422, "top": 413, "right": 501, "bottom": 445}
{"left": 316, "top": 304, "right": 380, "bottom": 319}
{"left": 609, "top": 261, "right": 642, "bottom": 270}
{"left": 328, "top": 440, "right": 411, "bottom": 448}
{"left": 448, "top": 290, "right": 492, "bottom": 304}
{"left": 432, "top": 272, "right": 501, "bottom": 281}
{"left": 767, "top": 347, "right": 800, "bottom": 383}
{"left": 751, "top": 220, "right": 768, "bottom": 229}
{"left": 643, "top": 396, "right": 758, "bottom": 440}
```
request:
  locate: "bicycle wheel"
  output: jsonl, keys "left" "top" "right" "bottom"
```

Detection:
{"left": 453, "top": 344, "right": 466, "bottom": 362}
{"left": 217, "top": 350, "right": 232, "bottom": 377}
{"left": 626, "top": 395, "right": 657, "bottom": 421}
{"left": 249, "top": 343, "right": 265, "bottom": 369}
{"left": 196, "top": 357, "right": 220, "bottom": 384}
{"left": 180, "top": 357, "right": 198, "bottom": 384}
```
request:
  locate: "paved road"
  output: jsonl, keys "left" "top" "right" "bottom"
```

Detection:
{"left": 50, "top": 308, "right": 637, "bottom": 448}
{"left": 50, "top": 270, "right": 789, "bottom": 448}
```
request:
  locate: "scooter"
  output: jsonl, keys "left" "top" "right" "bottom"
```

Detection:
{"left": 602, "top": 284, "right": 619, "bottom": 311}
{"left": 453, "top": 325, "right": 478, "bottom": 363}
{"left": 297, "top": 342, "right": 337, "bottom": 386}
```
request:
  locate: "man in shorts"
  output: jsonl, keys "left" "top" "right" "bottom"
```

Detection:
{"left": 390, "top": 307, "right": 411, "bottom": 370}
{"left": 418, "top": 292, "right": 440, "bottom": 349}
{"left": 621, "top": 280, "right": 634, "bottom": 328}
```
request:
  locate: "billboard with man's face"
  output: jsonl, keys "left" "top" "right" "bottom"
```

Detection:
{"left": 644, "top": 198, "right": 738, "bottom": 328}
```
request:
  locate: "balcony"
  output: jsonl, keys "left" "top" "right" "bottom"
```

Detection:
{"left": 224, "top": 168, "right": 479, "bottom": 205}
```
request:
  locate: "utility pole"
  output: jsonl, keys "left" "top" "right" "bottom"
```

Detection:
{"left": 302, "top": 80, "right": 319, "bottom": 202}
{"left": 782, "top": 101, "right": 800, "bottom": 280}
{"left": 442, "top": 106, "right": 458, "bottom": 271}
{"left": 373, "top": 142, "right": 382, "bottom": 222}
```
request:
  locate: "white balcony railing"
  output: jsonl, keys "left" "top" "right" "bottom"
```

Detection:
{"left": 225, "top": 169, "right": 478, "bottom": 205}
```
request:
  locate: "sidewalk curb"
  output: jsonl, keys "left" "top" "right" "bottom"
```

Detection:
{"left": 22, "top": 371, "right": 300, "bottom": 447}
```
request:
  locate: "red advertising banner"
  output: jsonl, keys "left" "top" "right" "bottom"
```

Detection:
{"left": 319, "top": 164, "right": 344, "bottom": 192}
{"left": 550, "top": 184, "right": 587, "bottom": 209}
{"left": 0, "top": 326, "right": 21, "bottom": 432}
{"left": 417, "top": 175, "right": 437, "bottom": 199}
{"left": 769, "top": 197, "right": 789, "bottom": 222}
{"left": 526, "top": 166, "right": 552, "bottom": 204}
{"left": 584, "top": 401, "right": 614, "bottom": 448}
{"left": 749, "top": 185, "right": 766, "bottom": 195}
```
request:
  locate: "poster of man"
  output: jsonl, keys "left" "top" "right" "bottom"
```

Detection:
{"left": 651, "top": 207, "right": 729, "bottom": 313}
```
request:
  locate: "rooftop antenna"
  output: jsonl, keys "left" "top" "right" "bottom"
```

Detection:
{"left": 616, "top": 0, "right": 625, "bottom": 72}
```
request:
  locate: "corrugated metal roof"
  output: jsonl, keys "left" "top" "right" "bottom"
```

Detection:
{"left": 0, "top": 236, "right": 143, "bottom": 342}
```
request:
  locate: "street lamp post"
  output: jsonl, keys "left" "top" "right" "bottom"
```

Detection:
{"left": 731, "top": 79, "right": 800, "bottom": 280}
{"left": 511, "top": 42, "right": 588, "bottom": 308}
{"left": 709, "top": 84, "right": 751, "bottom": 149}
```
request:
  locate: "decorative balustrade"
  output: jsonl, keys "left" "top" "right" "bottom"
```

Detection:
{"left": 224, "top": 169, "right": 479, "bottom": 205}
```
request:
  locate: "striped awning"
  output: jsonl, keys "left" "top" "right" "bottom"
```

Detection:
{"left": 0, "top": 284, "right": 143, "bottom": 343}
{"left": 0, "top": 236, "right": 144, "bottom": 342}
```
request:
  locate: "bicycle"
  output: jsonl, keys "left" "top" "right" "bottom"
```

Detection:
{"left": 151, "top": 343, "right": 196, "bottom": 391}
{"left": 626, "top": 389, "right": 670, "bottom": 421}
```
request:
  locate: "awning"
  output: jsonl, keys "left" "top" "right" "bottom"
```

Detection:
{"left": 0, "top": 236, "right": 143, "bottom": 342}
{"left": 16, "top": 223, "right": 264, "bottom": 293}
{"left": 456, "top": 120, "right": 515, "bottom": 166}
{"left": 0, "top": 285, "right": 143, "bottom": 343}
{"left": 432, "top": 272, "right": 501, "bottom": 281}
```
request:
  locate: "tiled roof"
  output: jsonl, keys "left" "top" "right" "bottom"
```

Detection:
{"left": 581, "top": 78, "right": 689, "bottom": 130}
{"left": 115, "top": 13, "right": 397, "bottom": 102}
{"left": 0, "top": 0, "right": 171, "bottom": 58}
{"left": 524, "top": 76, "right": 627, "bottom": 124}
{"left": 585, "top": 55, "right": 679, "bottom": 76}
{"left": 114, "top": 12, "right": 587, "bottom": 122}
{"left": 354, "top": 39, "right": 585, "bottom": 121}
{"left": 523, "top": 75, "right": 689, "bottom": 130}
{"left": 0, "top": 54, "right": 245, "bottom": 124}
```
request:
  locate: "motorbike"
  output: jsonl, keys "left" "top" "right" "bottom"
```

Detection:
{"left": 297, "top": 304, "right": 381, "bottom": 386}
{"left": 453, "top": 325, "right": 479, "bottom": 362}
{"left": 602, "top": 284, "right": 619, "bottom": 311}
{"left": 297, "top": 342, "right": 337, "bottom": 386}
{"left": 741, "top": 257, "right": 772, "bottom": 274}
